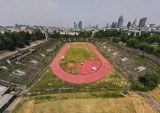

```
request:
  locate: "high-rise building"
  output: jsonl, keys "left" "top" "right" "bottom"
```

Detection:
{"left": 78, "top": 21, "right": 82, "bottom": 29}
{"left": 111, "top": 22, "right": 118, "bottom": 28}
{"left": 117, "top": 14, "right": 124, "bottom": 28}
{"left": 106, "top": 23, "right": 109, "bottom": 28}
{"left": 74, "top": 22, "right": 77, "bottom": 29}
{"left": 89, "top": 23, "right": 91, "bottom": 29}
{"left": 132, "top": 18, "right": 137, "bottom": 28}
{"left": 138, "top": 17, "right": 147, "bottom": 28}
{"left": 138, "top": 19, "right": 143, "bottom": 27}
{"left": 127, "top": 21, "right": 132, "bottom": 29}
{"left": 96, "top": 24, "right": 98, "bottom": 29}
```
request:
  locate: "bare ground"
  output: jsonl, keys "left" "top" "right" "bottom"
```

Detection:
{"left": 13, "top": 92, "right": 158, "bottom": 113}
{"left": 148, "top": 86, "right": 160, "bottom": 104}
{"left": 138, "top": 92, "right": 160, "bottom": 111}
{"left": 13, "top": 100, "right": 35, "bottom": 113}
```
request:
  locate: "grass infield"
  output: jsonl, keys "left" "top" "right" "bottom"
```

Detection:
{"left": 60, "top": 44, "right": 99, "bottom": 74}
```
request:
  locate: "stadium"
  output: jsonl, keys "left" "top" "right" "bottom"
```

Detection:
{"left": 0, "top": 37, "right": 160, "bottom": 113}
{"left": 1, "top": 0, "right": 160, "bottom": 112}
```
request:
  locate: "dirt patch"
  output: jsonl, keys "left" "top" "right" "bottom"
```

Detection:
{"left": 66, "top": 62, "right": 75, "bottom": 70}
{"left": 14, "top": 100, "right": 35, "bottom": 113}
{"left": 148, "top": 85, "right": 160, "bottom": 104}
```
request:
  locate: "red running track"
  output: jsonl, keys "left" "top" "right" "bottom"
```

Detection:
{"left": 77, "top": 60, "right": 102, "bottom": 75}
{"left": 50, "top": 42, "right": 112, "bottom": 84}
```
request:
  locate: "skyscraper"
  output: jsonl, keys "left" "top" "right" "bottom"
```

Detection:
{"left": 142, "top": 17, "right": 147, "bottom": 27}
{"left": 96, "top": 24, "right": 98, "bottom": 29}
{"left": 117, "top": 14, "right": 124, "bottom": 28}
{"left": 127, "top": 21, "right": 132, "bottom": 29}
{"left": 89, "top": 23, "right": 91, "bottom": 29}
{"left": 132, "top": 18, "right": 137, "bottom": 28}
{"left": 111, "top": 22, "right": 118, "bottom": 28}
{"left": 74, "top": 22, "right": 77, "bottom": 29}
{"left": 106, "top": 23, "right": 109, "bottom": 28}
{"left": 138, "top": 17, "right": 147, "bottom": 28}
{"left": 78, "top": 21, "right": 82, "bottom": 29}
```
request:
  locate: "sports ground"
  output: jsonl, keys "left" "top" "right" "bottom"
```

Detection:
{"left": 12, "top": 38, "right": 160, "bottom": 113}
{"left": 50, "top": 42, "right": 112, "bottom": 84}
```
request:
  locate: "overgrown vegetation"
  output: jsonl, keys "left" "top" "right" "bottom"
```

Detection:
{"left": 0, "top": 31, "right": 45, "bottom": 51}
{"left": 0, "top": 42, "right": 56, "bottom": 85}
{"left": 132, "top": 73, "right": 160, "bottom": 91}
{"left": 94, "top": 30, "right": 160, "bottom": 57}
{"left": 31, "top": 67, "right": 127, "bottom": 93}
{"left": 2, "top": 29, "right": 160, "bottom": 57}
{"left": 139, "top": 74, "right": 160, "bottom": 89}
{"left": 32, "top": 91, "right": 124, "bottom": 104}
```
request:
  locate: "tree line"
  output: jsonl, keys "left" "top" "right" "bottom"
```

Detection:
{"left": 0, "top": 31, "right": 45, "bottom": 51}
{"left": 0, "top": 30, "right": 92, "bottom": 52}
{"left": 94, "top": 30, "right": 160, "bottom": 57}
{"left": 49, "top": 31, "right": 92, "bottom": 39}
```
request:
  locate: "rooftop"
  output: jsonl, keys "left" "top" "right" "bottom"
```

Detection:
{"left": 0, "top": 85, "right": 9, "bottom": 96}
{"left": 0, "top": 94, "right": 14, "bottom": 109}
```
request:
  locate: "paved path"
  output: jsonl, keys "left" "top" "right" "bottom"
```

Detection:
{"left": 50, "top": 42, "right": 112, "bottom": 84}
{"left": 138, "top": 92, "right": 160, "bottom": 111}
{"left": 4, "top": 97, "right": 22, "bottom": 112}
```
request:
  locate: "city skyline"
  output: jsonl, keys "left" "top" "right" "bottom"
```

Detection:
{"left": 0, "top": 0, "right": 160, "bottom": 27}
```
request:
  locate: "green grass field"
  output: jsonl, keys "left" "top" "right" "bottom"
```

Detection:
{"left": 31, "top": 67, "right": 127, "bottom": 93}
{"left": 60, "top": 44, "right": 99, "bottom": 74}
{"left": 64, "top": 44, "right": 98, "bottom": 62}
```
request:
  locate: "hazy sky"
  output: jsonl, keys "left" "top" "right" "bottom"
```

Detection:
{"left": 0, "top": 0, "right": 160, "bottom": 28}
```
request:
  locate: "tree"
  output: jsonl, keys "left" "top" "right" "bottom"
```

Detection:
{"left": 127, "top": 38, "right": 140, "bottom": 48}
{"left": 0, "top": 40, "right": 4, "bottom": 50}
{"left": 154, "top": 48, "right": 160, "bottom": 57}
{"left": 0, "top": 31, "right": 46, "bottom": 51}
{"left": 113, "top": 37, "right": 121, "bottom": 43}
{"left": 139, "top": 74, "right": 160, "bottom": 89}
{"left": 138, "top": 43, "right": 154, "bottom": 53}
{"left": 121, "top": 36, "right": 128, "bottom": 43}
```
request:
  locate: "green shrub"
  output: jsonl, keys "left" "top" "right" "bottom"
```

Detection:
{"left": 132, "top": 74, "right": 160, "bottom": 91}
{"left": 132, "top": 81, "right": 149, "bottom": 91}
{"left": 139, "top": 74, "right": 160, "bottom": 90}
